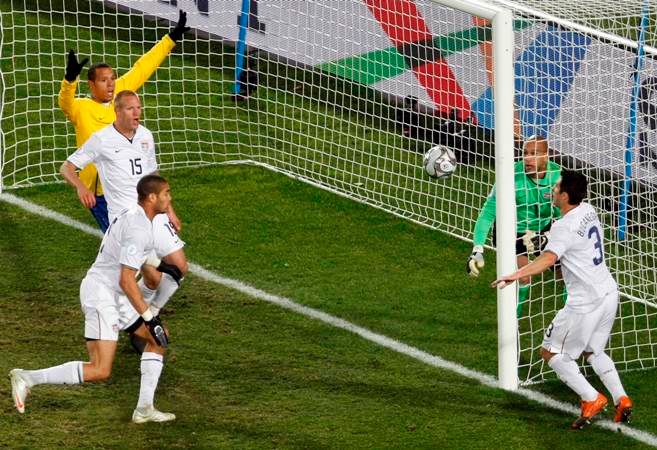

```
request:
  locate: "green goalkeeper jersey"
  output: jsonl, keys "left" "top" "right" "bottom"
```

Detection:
{"left": 472, "top": 160, "right": 561, "bottom": 246}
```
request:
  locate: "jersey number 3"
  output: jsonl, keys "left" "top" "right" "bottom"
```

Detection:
{"left": 588, "top": 226, "right": 604, "bottom": 266}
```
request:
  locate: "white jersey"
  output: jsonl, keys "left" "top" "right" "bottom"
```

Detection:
{"left": 67, "top": 124, "right": 158, "bottom": 220}
{"left": 544, "top": 202, "right": 617, "bottom": 312}
{"left": 86, "top": 205, "right": 154, "bottom": 293}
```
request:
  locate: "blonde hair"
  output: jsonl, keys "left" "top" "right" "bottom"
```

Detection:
{"left": 114, "top": 90, "right": 139, "bottom": 109}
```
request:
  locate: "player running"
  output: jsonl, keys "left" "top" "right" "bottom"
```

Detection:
{"left": 10, "top": 175, "right": 179, "bottom": 423}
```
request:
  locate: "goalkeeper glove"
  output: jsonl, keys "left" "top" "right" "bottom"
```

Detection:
{"left": 467, "top": 245, "right": 485, "bottom": 277}
{"left": 522, "top": 230, "right": 549, "bottom": 255}
{"left": 168, "top": 10, "right": 191, "bottom": 42}
{"left": 142, "top": 311, "right": 169, "bottom": 348}
{"left": 64, "top": 50, "right": 89, "bottom": 82}
{"left": 145, "top": 256, "right": 183, "bottom": 285}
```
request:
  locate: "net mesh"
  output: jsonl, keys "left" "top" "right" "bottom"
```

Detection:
{"left": 2, "top": 0, "right": 657, "bottom": 384}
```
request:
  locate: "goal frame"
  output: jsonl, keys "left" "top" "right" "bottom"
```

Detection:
{"left": 431, "top": 0, "right": 518, "bottom": 390}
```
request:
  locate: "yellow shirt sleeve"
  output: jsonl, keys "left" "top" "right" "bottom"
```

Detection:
{"left": 58, "top": 79, "right": 80, "bottom": 125}
{"left": 115, "top": 34, "right": 176, "bottom": 93}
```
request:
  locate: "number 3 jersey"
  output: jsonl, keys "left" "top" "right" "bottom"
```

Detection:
{"left": 67, "top": 124, "right": 157, "bottom": 221}
{"left": 544, "top": 202, "right": 617, "bottom": 312}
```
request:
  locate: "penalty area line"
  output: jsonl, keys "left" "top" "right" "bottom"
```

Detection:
{"left": 1, "top": 191, "right": 655, "bottom": 447}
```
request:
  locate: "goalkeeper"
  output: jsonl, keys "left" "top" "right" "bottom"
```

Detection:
{"left": 58, "top": 10, "right": 190, "bottom": 232}
{"left": 467, "top": 135, "right": 561, "bottom": 316}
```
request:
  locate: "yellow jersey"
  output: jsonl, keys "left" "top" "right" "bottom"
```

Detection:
{"left": 59, "top": 35, "right": 176, "bottom": 195}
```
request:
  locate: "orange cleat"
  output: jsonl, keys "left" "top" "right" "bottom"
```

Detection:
{"left": 614, "top": 396, "right": 633, "bottom": 424}
{"left": 571, "top": 393, "right": 608, "bottom": 430}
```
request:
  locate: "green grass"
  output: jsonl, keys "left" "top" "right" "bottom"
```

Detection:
{"left": 1, "top": 164, "right": 657, "bottom": 449}
{"left": 2, "top": 1, "right": 657, "bottom": 447}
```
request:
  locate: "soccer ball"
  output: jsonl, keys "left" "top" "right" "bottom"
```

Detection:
{"left": 423, "top": 145, "right": 457, "bottom": 179}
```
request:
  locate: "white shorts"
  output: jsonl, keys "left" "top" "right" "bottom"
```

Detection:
{"left": 80, "top": 276, "right": 140, "bottom": 341}
{"left": 542, "top": 291, "right": 618, "bottom": 359}
{"left": 152, "top": 213, "right": 185, "bottom": 258}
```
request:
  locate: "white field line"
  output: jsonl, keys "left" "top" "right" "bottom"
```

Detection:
{"left": 1, "top": 191, "right": 655, "bottom": 447}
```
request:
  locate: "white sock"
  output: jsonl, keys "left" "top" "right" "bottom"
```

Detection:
{"left": 137, "top": 352, "right": 164, "bottom": 409}
{"left": 587, "top": 352, "right": 627, "bottom": 404}
{"left": 151, "top": 273, "right": 179, "bottom": 312}
{"left": 138, "top": 277, "right": 158, "bottom": 304}
{"left": 548, "top": 354, "right": 598, "bottom": 401}
{"left": 22, "top": 361, "right": 84, "bottom": 387}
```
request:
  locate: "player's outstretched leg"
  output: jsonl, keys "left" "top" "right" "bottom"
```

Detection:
{"left": 9, "top": 369, "right": 30, "bottom": 413}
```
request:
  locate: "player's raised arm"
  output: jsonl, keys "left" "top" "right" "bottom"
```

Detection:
{"left": 117, "top": 10, "right": 190, "bottom": 93}
{"left": 58, "top": 50, "right": 89, "bottom": 123}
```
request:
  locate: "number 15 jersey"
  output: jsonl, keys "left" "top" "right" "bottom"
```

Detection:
{"left": 67, "top": 124, "right": 157, "bottom": 221}
{"left": 544, "top": 202, "right": 617, "bottom": 312}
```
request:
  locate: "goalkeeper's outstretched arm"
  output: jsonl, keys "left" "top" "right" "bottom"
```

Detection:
{"left": 467, "top": 187, "right": 497, "bottom": 277}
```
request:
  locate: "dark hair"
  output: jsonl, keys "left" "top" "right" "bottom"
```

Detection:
{"left": 114, "top": 90, "right": 139, "bottom": 109}
{"left": 137, "top": 174, "right": 168, "bottom": 202}
{"left": 559, "top": 170, "right": 587, "bottom": 205}
{"left": 87, "top": 62, "right": 113, "bottom": 81}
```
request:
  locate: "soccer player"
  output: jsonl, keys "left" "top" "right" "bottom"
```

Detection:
{"left": 59, "top": 9, "right": 190, "bottom": 232}
{"left": 60, "top": 90, "right": 188, "bottom": 330}
{"left": 492, "top": 170, "right": 633, "bottom": 429}
{"left": 10, "top": 175, "right": 181, "bottom": 423}
{"left": 467, "top": 135, "right": 561, "bottom": 316}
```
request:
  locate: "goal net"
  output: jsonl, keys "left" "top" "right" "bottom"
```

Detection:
{"left": 1, "top": 0, "right": 656, "bottom": 385}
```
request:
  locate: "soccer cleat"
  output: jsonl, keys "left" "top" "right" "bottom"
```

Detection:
{"left": 571, "top": 393, "right": 608, "bottom": 430}
{"left": 132, "top": 406, "right": 176, "bottom": 424}
{"left": 614, "top": 396, "right": 633, "bottom": 424}
{"left": 9, "top": 369, "right": 30, "bottom": 414}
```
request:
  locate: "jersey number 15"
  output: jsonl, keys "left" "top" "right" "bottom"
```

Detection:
{"left": 130, "top": 158, "right": 142, "bottom": 176}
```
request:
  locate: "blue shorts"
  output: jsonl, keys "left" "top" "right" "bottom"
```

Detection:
{"left": 90, "top": 195, "right": 109, "bottom": 233}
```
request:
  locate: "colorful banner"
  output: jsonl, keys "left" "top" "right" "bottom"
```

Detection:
{"left": 107, "top": 0, "right": 657, "bottom": 184}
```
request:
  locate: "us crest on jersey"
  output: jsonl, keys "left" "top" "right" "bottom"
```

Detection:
{"left": 141, "top": 141, "right": 149, "bottom": 152}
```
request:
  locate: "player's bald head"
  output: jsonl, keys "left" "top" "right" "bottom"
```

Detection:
{"left": 524, "top": 134, "right": 548, "bottom": 154}
{"left": 114, "top": 90, "right": 140, "bottom": 109}
{"left": 137, "top": 174, "right": 168, "bottom": 203}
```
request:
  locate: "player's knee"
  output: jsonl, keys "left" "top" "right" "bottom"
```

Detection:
{"left": 163, "top": 252, "right": 188, "bottom": 277}
{"left": 178, "top": 259, "right": 189, "bottom": 277}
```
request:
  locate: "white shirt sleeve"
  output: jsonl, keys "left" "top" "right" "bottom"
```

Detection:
{"left": 67, "top": 133, "right": 102, "bottom": 170}
{"left": 119, "top": 226, "right": 149, "bottom": 270}
{"left": 148, "top": 133, "right": 158, "bottom": 173}
{"left": 544, "top": 221, "right": 571, "bottom": 259}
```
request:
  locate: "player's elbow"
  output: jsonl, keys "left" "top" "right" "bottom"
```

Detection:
{"left": 119, "top": 270, "right": 135, "bottom": 293}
